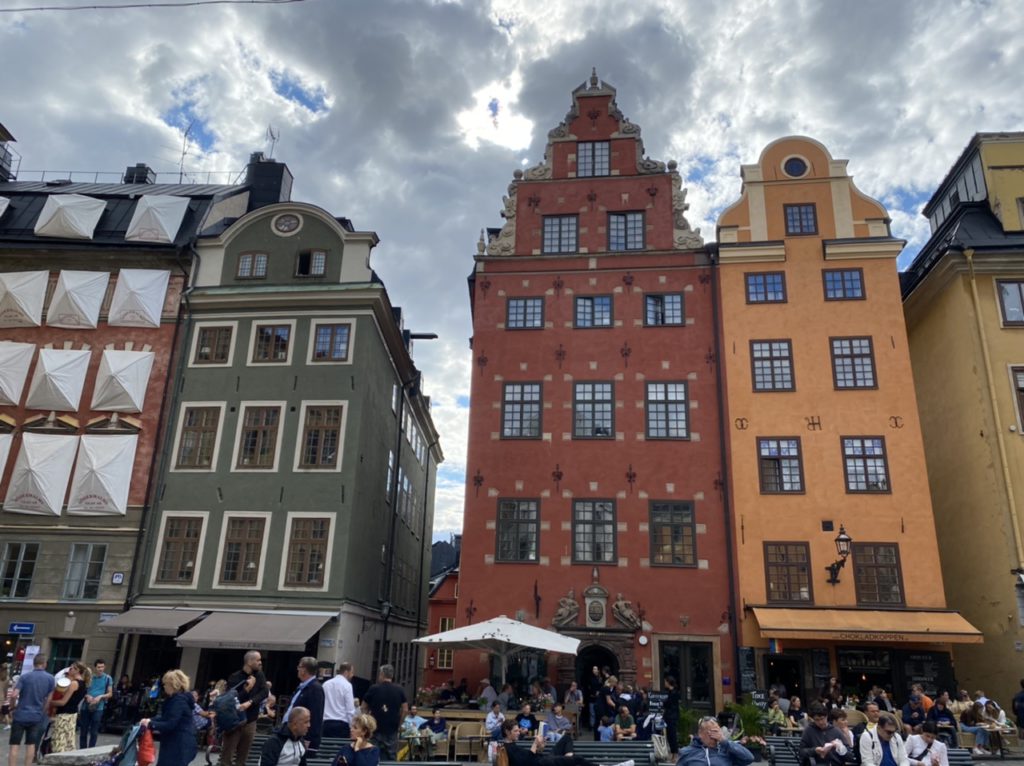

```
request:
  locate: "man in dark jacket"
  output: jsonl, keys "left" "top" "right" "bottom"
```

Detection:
{"left": 501, "top": 719, "right": 610, "bottom": 766}
{"left": 362, "top": 663, "right": 407, "bottom": 759}
{"left": 798, "top": 703, "right": 848, "bottom": 766}
{"left": 283, "top": 657, "right": 325, "bottom": 755}
{"left": 223, "top": 650, "right": 269, "bottom": 766}
{"left": 260, "top": 707, "right": 310, "bottom": 766}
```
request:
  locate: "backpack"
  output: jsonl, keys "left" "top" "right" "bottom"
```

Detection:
{"left": 213, "top": 689, "right": 244, "bottom": 733}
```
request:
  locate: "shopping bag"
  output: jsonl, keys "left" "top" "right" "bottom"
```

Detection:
{"left": 138, "top": 725, "right": 157, "bottom": 766}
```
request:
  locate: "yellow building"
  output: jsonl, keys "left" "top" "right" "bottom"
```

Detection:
{"left": 902, "top": 132, "right": 1024, "bottom": 707}
{"left": 716, "top": 136, "right": 980, "bottom": 701}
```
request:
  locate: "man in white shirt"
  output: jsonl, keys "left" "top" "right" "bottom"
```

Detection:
{"left": 478, "top": 679, "right": 498, "bottom": 706}
{"left": 906, "top": 723, "right": 949, "bottom": 766}
{"left": 322, "top": 662, "right": 356, "bottom": 738}
{"left": 860, "top": 712, "right": 910, "bottom": 766}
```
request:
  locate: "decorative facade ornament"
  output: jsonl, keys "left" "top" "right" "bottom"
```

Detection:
{"left": 524, "top": 161, "right": 552, "bottom": 180}
{"left": 584, "top": 579, "right": 609, "bottom": 629}
{"left": 670, "top": 170, "right": 704, "bottom": 248}
{"left": 477, "top": 229, "right": 486, "bottom": 255}
{"left": 638, "top": 156, "right": 667, "bottom": 174}
{"left": 487, "top": 175, "right": 520, "bottom": 256}
{"left": 552, "top": 588, "right": 580, "bottom": 627}
{"left": 612, "top": 592, "right": 642, "bottom": 630}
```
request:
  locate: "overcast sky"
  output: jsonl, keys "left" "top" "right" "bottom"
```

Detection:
{"left": 2, "top": 0, "right": 1021, "bottom": 540}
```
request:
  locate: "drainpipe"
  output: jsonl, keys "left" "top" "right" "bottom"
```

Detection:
{"left": 963, "top": 247, "right": 1024, "bottom": 570}
{"left": 412, "top": 438, "right": 439, "bottom": 692}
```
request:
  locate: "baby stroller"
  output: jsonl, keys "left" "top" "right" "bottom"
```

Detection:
{"left": 105, "top": 724, "right": 145, "bottom": 766}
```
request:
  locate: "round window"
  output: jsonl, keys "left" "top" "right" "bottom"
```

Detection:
{"left": 783, "top": 157, "right": 808, "bottom": 178}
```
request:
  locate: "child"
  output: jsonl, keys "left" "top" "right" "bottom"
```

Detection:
{"left": 598, "top": 715, "right": 614, "bottom": 742}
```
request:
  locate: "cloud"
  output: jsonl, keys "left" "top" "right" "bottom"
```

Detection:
{"left": 3, "top": 0, "right": 1023, "bottom": 540}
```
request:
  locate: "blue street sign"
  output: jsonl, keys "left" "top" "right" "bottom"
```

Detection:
{"left": 8, "top": 623, "right": 35, "bottom": 635}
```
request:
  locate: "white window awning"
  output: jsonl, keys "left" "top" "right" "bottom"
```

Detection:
{"left": 0, "top": 271, "right": 48, "bottom": 328}
{"left": 25, "top": 348, "right": 91, "bottom": 411}
{"left": 67, "top": 434, "right": 137, "bottom": 516}
{"left": 47, "top": 270, "right": 110, "bottom": 329}
{"left": 0, "top": 433, "right": 12, "bottom": 477}
{"left": 108, "top": 269, "right": 170, "bottom": 328}
{"left": 3, "top": 433, "right": 80, "bottom": 515}
{"left": 0, "top": 342, "right": 36, "bottom": 406}
{"left": 124, "top": 195, "right": 189, "bottom": 244}
{"left": 90, "top": 350, "right": 154, "bottom": 413}
{"left": 34, "top": 194, "right": 107, "bottom": 239}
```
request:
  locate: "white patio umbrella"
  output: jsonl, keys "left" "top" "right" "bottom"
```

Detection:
{"left": 413, "top": 615, "right": 580, "bottom": 685}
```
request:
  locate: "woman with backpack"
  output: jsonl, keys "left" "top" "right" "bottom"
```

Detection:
{"left": 140, "top": 670, "right": 198, "bottom": 766}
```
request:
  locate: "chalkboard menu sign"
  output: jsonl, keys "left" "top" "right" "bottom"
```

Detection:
{"left": 900, "top": 652, "right": 952, "bottom": 697}
{"left": 751, "top": 689, "right": 768, "bottom": 710}
{"left": 812, "top": 649, "right": 832, "bottom": 689}
{"left": 739, "top": 647, "right": 757, "bottom": 694}
{"left": 648, "top": 691, "right": 668, "bottom": 716}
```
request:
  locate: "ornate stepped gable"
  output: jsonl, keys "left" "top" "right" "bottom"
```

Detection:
{"left": 487, "top": 68, "right": 702, "bottom": 256}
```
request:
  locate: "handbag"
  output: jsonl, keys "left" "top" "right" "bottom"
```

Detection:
{"left": 652, "top": 733, "right": 671, "bottom": 762}
{"left": 138, "top": 726, "right": 157, "bottom": 766}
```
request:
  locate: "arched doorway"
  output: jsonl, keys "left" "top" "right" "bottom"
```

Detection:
{"left": 575, "top": 644, "right": 619, "bottom": 729}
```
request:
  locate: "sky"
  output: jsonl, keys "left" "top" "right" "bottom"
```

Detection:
{"left": 1, "top": 0, "right": 1022, "bottom": 541}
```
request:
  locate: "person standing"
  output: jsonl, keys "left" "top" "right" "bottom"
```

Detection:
{"left": 78, "top": 659, "right": 113, "bottom": 749}
{"left": 283, "top": 658, "right": 324, "bottom": 756}
{"left": 222, "top": 650, "right": 268, "bottom": 766}
{"left": 362, "top": 664, "right": 406, "bottom": 760}
{"left": 7, "top": 653, "right": 55, "bottom": 766}
{"left": 663, "top": 676, "right": 681, "bottom": 756}
{"left": 1012, "top": 680, "right": 1024, "bottom": 730}
{"left": 140, "top": 670, "right": 197, "bottom": 766}
{"left": 323, "top": 662, "right": 356, "bottom": 738}
{"left": 259, "top": 707, "right": 310, "bottom": 766}
{"left": 51, "top": 662, "right": 90, "bottom": 752}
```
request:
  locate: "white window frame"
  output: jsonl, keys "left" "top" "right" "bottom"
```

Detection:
{"left": 148, "top": 511, "right": 209, "bottom": 590}
{"left": 305, "top": 319, "right": 357, "bottom": 366}
{"left": 246, "top": 318, "right": 298, "bottom": 367}
{"left": 61, "top": 542, "right": 107, "bottom": 601}
{"left": 1009, "top": 364, "right": 1024, "bottom": 434}
{"left": 230, "top": 400, "right": 287, "bottom": 473}
{"left": 211, "top": 511, "right": 273, "bottom": 590}
{"left": 278, "top": 511, "right": 336, "bottom": 592}
{"left": 188, "top": 321, "right": 239, "bottom": 369}
{"left": 170, "top": 402, "right": 227, "bottom": 473}
{"left": 293, "top": 400, "right": 349, "bottom": 473}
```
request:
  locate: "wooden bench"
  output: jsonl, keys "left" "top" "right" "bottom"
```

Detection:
{"left": 766, "top": 734, "right": 975, "bottom": 766}
{"left": 512, "top": 738, "right": 657, "bottom": 766}
{"left": 243, "top": 735, "right": 350, "bottom": 766}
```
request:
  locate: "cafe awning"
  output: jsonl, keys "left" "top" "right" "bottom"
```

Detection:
{"left": 175, "top": 611, "right": 333, "bottom": 651}
{"left": 751, "top": 607, "right": 983, "bottom": 644}
{"left": 97, "top": 607, "right": 205, "bottom": 636}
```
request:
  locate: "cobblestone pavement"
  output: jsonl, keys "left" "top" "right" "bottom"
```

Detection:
{"left": 0, "top": 730, "right": 207, "bottom": 766}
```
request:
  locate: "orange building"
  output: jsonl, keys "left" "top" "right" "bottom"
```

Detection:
{"left": 715, "top": 137, "right": 980, "bottom": 700}
{"left": 455, "top": 72, "right": 735, "bottom": 714}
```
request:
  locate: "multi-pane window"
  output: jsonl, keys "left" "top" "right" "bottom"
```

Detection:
{"left": 312, "top": 323, "right": 350, "bottom": 362}
{"left": 650, "top": 501, "right": 696, "bottom": 567}
{"left": 252, "top": 324, "right": 291, "bottom": 362}
{"left": 156, "top": 517, "right": 202, "bottom": 583}
{"left": 542, "top": 215, "right": 578, "bottom": 254}
{"left": 62, "top": 543, "right": 106, "bottom": 600}
{"left": 572, "top": 500, "right": 616, "bottom": 564}
{"left": 0, "top": 543, "right": 39, "bottom": 599}
{"left": 237, "top": 406, "right": 281, "bottom": 468}
{"left": 507, "top": 298, "right": 544, "bottom": 329}
{"left": 784, "top": 204, "right": 817, "bottom": 235}
{"left": 609, "top": 212, "right": 644, "bottom": 250}
{"left": 646, "top": 382, "right": 688, "bottom": 439}
{"left": 1013, "top": 367, "right": 1024, "bottom": 426}
{"left": 220, "top": 517, "right": 266, "bottom": 585}
{"left": 745, "top": 272, "right": 786, "bottom": 303}
{"left": 300, "top": 406, "right": 342, "bottom": 469}
{"left": 176, "top": 407, "right": 220, "bottom": 469}
{"left": 194, "top": 326, "right": 232, "bottom": 364}
{"left": 502, "top": 383, "right": 541, "bottom": 438}
{"left": 831, "top": 337, "right": 876, "bottom": 389}
{"left": 296, "top": 250, "right": 327, "bottom": 277}
{"left": 437, "top": 617, "right": 455, "bottom": 669}
{"left": 577, "top": 141, "right": 610, "bottom": 177}
{"left": 496, "top": 499, "right": 539, "bottom": 562}
{"left": 645, "top": 294, "right": 684, "bottom": 326}
{"left": 751, "top": 340, "right": 795, "bottom": 391}
{"left": 385, "top": 450, "right": 395, "bottom": 498}
{"left": 237, "top": 252, "right": 268, "bottom": 279}
{"left": 758, "top": 438, "right": 804, "bottom": 493}
{"left": 285, "top": 517, "right": 330, "bottom": 587}
{"left": 574, "top": 382, "right": 613, "bottom": 438}
{"left": 764, "top": 542, "right": 812, "bottom": 603}
{"left": 852, "top": 543, "right": 904, "bottom": 605}
{"left": 842, "top": 437, "right": 890, "bottom": 492}
{"left": 997, "top": 281, "right": 1024, "bottom": 325}
{"left": 575, "top": 295, "right": 613, "bottom": 328}
{"left": 823, "top": 269, "right": 865, "bottom": 300}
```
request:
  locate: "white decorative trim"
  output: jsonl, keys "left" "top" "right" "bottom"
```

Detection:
{"left": 211, "top": 511, "right": 273, "bottom": 590}
{"left": 277, "top": 511, "right": 337, "bottom": 592}
{"left": 823, "top": 239, "right": 904, "bottom": 261}
{"left": 271, "top": 212, "right": 304, "bottom": 237}
{"left": 169, "top": 402, "right": 227, "bottom": 473}
{"left": 187, "top": 320, "right": 239, "bottom": 368}
{"left": 780, "top": 154, "right": 810, "bottom": 179}
{"left": 305, "top": 318, "right": 357, "bottom": 366}
{"left": 148, "top": 511, "right": 210, "bottom": 590}
{"left": 718, "top": 243, "right": 787, "bottom": 264}
{"left": 293, "top": 399, "right": 348, "bottom": 473}
{"left": 245, "top": 318, "right": 298, "bottom": 367}
{"left": 230, "top": 400, "right": 287, "bottom": 473}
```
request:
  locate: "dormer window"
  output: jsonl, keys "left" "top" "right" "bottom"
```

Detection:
{"left": 237, "top": 252, "right": 268, "bottom": 279}
{"left": 296, "top": 250, "right": 327, "bottom": 278}
{"left": 578, "top": 141, "right": 610, "bottom": 177}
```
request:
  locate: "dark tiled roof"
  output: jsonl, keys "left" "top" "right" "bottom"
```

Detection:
{"left": 0, "top": 181, "right": 237, "bottom": 196}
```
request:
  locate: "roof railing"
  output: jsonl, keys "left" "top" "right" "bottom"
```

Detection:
{"left": 10, "top": 168, "right": 245, "bottom": 185}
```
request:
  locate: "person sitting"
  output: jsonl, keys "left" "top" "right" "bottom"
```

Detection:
{"left": 333, "top": 713, "right": 380, "bottom": 766}
{"left": 486, "top": 701, "right": 506, "bottom": 740}
{"left": 925, "top": 692, "right": 958, "bottom": 747}
{"left": 418, "top": 707, "right": 449, "bottom": 756}
{"left": 901, "top": 695, "right": 926, "bottom": 736}
{"left": 259, "top": 706, "right": 309, "bottom": 766}
{"left": 498, "top": 684, "right": 515, "bottom": 712}
{"left": 438, "top": 681, "right": 457, "bottom": 704}
{"left": 498, "top": 718, "right": 611, "bottom": 766}
{"left": 874, "top": 690, "right": 895, "bottom": 714}
{"left": 906, "top": 722, "right": 948, "bottom": 766}
{"left": 829, "top": 708, "right": 855, "bottom": 756}
{"left": 677, "top": 716, "right": 754, "bottom": 766}
{"left": 910, "top": 685, "right": 934, "bottom": 715}
{"left": 948, "top": 690, "right": 971, "bottom": 718}
{"left": 402, "top": 705, "right": 427, "bottom": 733}
{"left": 788, "top": 697, "right": 807, "bottom": 729}
{"left": 401, "top": 705, "right": 429, "bottom": 758}
{"left": 546, "top": 704, "right": 573, "bottom": 741}
{"left": 597, "top": 716, "right": 614, "bottom": 743}
{"left": 798, "top": 702, "right": 848, "bottom": 766}
{"left": 852, "top": 702, "right": 881, "bottom": 765}
{"left": 564, "top": 682, "right": 583, "bottom": 708}
{"left": 860, "top": 713, "right": 908, "bottom": 766}
{"left": 613, "top": 705, "right": 637, "bottom": 741}
{"left": 517, "top": 704, "right": 540, "bottom": 736}
{"left": 767, "top": 698, "right": 787, "bottom": 735}
{"left": 478, "top": 679, "right": 498, "bottom": 707}
{"left": 958, "top": 702, "right": 992, "bottom": 756}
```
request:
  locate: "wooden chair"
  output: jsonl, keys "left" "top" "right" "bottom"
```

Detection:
{"left": 845, "top": 709, "right": 867, "bottom": 727}
{"left": 453, "top": 722, "right": 484, "bottom": 761}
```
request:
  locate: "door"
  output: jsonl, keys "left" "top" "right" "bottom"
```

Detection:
{"left": 764, "top": 653, "right": 804, "bottom": 701}
{"left": 660, "top": 641, "right": 714, "bottom": 713}
{"left": 48, "top": 638, "right": 84, "bottom": 673}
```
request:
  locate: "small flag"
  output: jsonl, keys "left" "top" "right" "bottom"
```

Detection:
{"left": 768, "top": 638, "right": 783, "bottom": 654}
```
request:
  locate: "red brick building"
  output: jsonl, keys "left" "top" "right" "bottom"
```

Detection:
{"left": 455, "top": 72, "right": 735, "bottom": 713}
{"left": 422, "top": 565, "right": 459, "bottom": 689}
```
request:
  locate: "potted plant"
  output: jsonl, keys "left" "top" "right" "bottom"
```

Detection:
{"left": 678, "top": 708, "right": 702, "bottom": 746}
{"left": 726, "top": 695, "right": 767, "bottom": 761}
